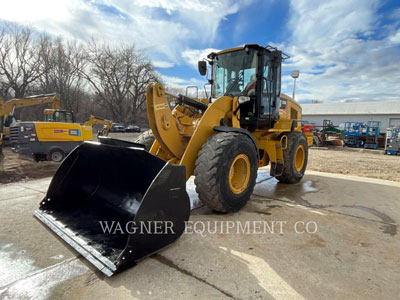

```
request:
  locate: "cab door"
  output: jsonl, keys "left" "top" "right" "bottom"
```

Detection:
{"left": 258, "top": 52, "right": 281, "bottom": 128}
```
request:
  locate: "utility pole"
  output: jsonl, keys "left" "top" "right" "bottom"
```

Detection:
{"left": 291, "top": 70, "right": 300, "bottom": 101}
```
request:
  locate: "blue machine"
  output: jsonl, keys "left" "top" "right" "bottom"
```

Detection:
{"left": 385, "top": 127, "right": 400, "bottom": 155}
{"left": 364, "top": 121, "right": 380, "bottom": 149}
{"left": 343, "top": 122, "right": 364, "bottom": 147}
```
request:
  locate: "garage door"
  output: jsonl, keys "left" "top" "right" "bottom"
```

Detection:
{"left": 389, "top": 118, "right": 400, "bottom": 127}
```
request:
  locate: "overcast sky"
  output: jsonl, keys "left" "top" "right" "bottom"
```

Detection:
{"left": 1, "top": 0, "right": 399, "bottom": 103}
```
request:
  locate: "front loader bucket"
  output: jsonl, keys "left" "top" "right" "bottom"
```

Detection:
{"left": 34, "top": 141, "right": 190, "bottom": 276}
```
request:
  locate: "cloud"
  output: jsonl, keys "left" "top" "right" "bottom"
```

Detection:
{"left": 0, "top": 0, "right": 251, "bottom": 64}
{"left": 281, "top": 0, "right": 400, "bottom": 102}
{"left": 1, "top": 0, "right": 399, "bottom": 102}
{"left": 182, "top": 48, "right": 221, "bottom": 69}
{"left": 161, "top": 74, "right": 205, "bottom": 90}
{"left": 153, "top": 60, "right": 175, "bottom": 68}
{"left": 389, "top": 30, "right": 400, "bottom": 44}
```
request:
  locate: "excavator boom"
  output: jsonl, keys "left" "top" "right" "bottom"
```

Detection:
{"left": 0, "top": 93, "right": 60, "bottom": 112}
{"left": 84, "top": 116, "right": 113, "bottom": 136}
{"left": 0, "top": 93, "right": 60, "bottom": 131}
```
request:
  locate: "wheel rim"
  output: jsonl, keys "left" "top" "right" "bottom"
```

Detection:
{"left": 294, "top": 145, "right": 305, "bottom": 172}
{"left": 51, "top": 151, "right": 63, "bottom": 162}
{"left": 229, "top": 154, "right": 250, "bottom": 194}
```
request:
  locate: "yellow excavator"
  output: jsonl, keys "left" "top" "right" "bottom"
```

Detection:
{"left": 0, "top": 93, "right": 60, "bottom": 161}
{"left": 10, "top": 109, "right": 113, "bottom": 162}
{"left": 35, "top": 44, "right": 311, "bottom": 276}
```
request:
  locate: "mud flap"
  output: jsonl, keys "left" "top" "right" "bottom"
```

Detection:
{"left": 34, "top": 141, "right": 190, "bottom": 276}
{"left": 269, "top": 162, "right": 283, "bottom": 177}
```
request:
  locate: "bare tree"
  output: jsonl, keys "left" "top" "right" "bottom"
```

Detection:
{"left": 0, "top": 23, "right": 162, "bottom": 125}
{"left": 0, "top": 29, "right": 12, "bottom": 100}
{"left": 0, "top": 23, "right": 49, "bottom": 98}
{"left": 0, "top": 80, "right": 11, "bottom": 100}
{"left": 39, "top": 38, "right": 87, "bottom": 114}
{"left": 79, "top": 41, "right": 158, "bottom": 123}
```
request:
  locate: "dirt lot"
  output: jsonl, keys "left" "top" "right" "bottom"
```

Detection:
{"left": 1, "top": 135, "right": 399, "bottom": 184}
{"left": 308, "top": 147, "right": 400, "bottom": 182}
{"left": 0, "top": 148, "right": 58, "bottom": 184}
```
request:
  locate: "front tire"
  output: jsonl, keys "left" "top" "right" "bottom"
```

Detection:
{"left": 194, "top": 132, "right": 258, "bottom": 212}
{"left": 276, "top": 131, "right": 308, "bottom": 184}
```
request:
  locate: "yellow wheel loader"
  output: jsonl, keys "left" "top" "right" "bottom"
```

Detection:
{"left": 35, "top": 44, "right": 311, "bottom": 276}
{"left": 10, "top": 110, "right": 113, "bottom": 162}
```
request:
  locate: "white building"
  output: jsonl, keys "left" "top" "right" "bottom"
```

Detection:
{"left": 301, "top": 101, "right": 400, "bottom": 132}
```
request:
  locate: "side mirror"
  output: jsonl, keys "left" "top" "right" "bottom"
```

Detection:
{"left": 198, "top": 61, "right": 207, "bottom": 76}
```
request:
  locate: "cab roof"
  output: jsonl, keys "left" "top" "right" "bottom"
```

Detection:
{"left": 207, "top": 44, "right": 264, "bottom": 59}
{"left": 207, "top": 44, "right": 289, "bottom": 60}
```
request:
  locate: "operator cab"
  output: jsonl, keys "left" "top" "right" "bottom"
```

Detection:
{"left": 44, "top": 109, "right": 74, "bottom": 123}
{"left": 198, "top": 44, "right": 287, "bottom": 130}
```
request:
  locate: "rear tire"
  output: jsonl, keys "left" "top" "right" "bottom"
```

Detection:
{"left": 276, "top": 131, "right": 308, "bottom": 184}
{"left": 194, "top": 132, "right": 258, "bottom": 212}
{"left": 134, "top": 130, "right": 155, "bottom": 151}
{"left": 47, "top": 148, "right": 65, "bottom": 162}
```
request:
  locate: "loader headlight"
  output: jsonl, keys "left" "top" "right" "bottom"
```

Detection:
{"left": 238, "top": 96, "right": 251, "bottom": 104}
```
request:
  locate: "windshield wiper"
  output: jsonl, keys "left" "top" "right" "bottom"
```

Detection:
{"left": 224, "top": 76, "right": 240, "bottom": 96}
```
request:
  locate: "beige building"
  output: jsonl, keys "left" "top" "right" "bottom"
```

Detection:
{"left": 302, "top": 101, "right": 400, "bottom": 132}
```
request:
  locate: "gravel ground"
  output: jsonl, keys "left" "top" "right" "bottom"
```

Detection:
{"left": 1, "top": 134, "right": 399, "bottom": 183}
{"left": 308, "top": 147, "right": 400, "bottom": 182}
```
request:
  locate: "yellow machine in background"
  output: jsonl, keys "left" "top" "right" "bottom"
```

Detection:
{"left": 84, "top": 115, "right": 113, "bottom": 136}
{"left": 0, "top": 93, "right": 60, "bottom": 139}
{"left": 0, "top": 93, "right": 60, "bottom": 161}
{"left": 35, "top": 44, "right": 312, "bottom": 276}
{"left": 11, "top": 109, "right": 112, "bottom": 162}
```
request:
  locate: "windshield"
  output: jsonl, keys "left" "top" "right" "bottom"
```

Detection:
{"left": 47, "top": 111, "right": 74, "bottom": 123}
{"left": 212, "top": 49, "right": 258, "bottom": 98}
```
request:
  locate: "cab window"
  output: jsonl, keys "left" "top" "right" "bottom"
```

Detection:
{"left": 54, "top": 111, "right": 73, "bottom": 123}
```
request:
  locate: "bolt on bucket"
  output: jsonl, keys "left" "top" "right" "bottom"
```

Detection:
{"left": 34, "top": 139, "right": 190, "bottom": 276}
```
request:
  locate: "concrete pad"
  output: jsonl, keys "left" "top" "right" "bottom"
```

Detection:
{"left": 0, "top": 170, "right": 399, "bottom": 299}
{"left": 17, "top": 178, "right": 52, "bottom": 193}
{"left": 0, "top": 193, "right": 76, "bottom": 278}
{"left": 0, "top": 183, "right": 42, "bottom": 201}
{"left": 49, "top": 257, "right": 230, "bottom": 300}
